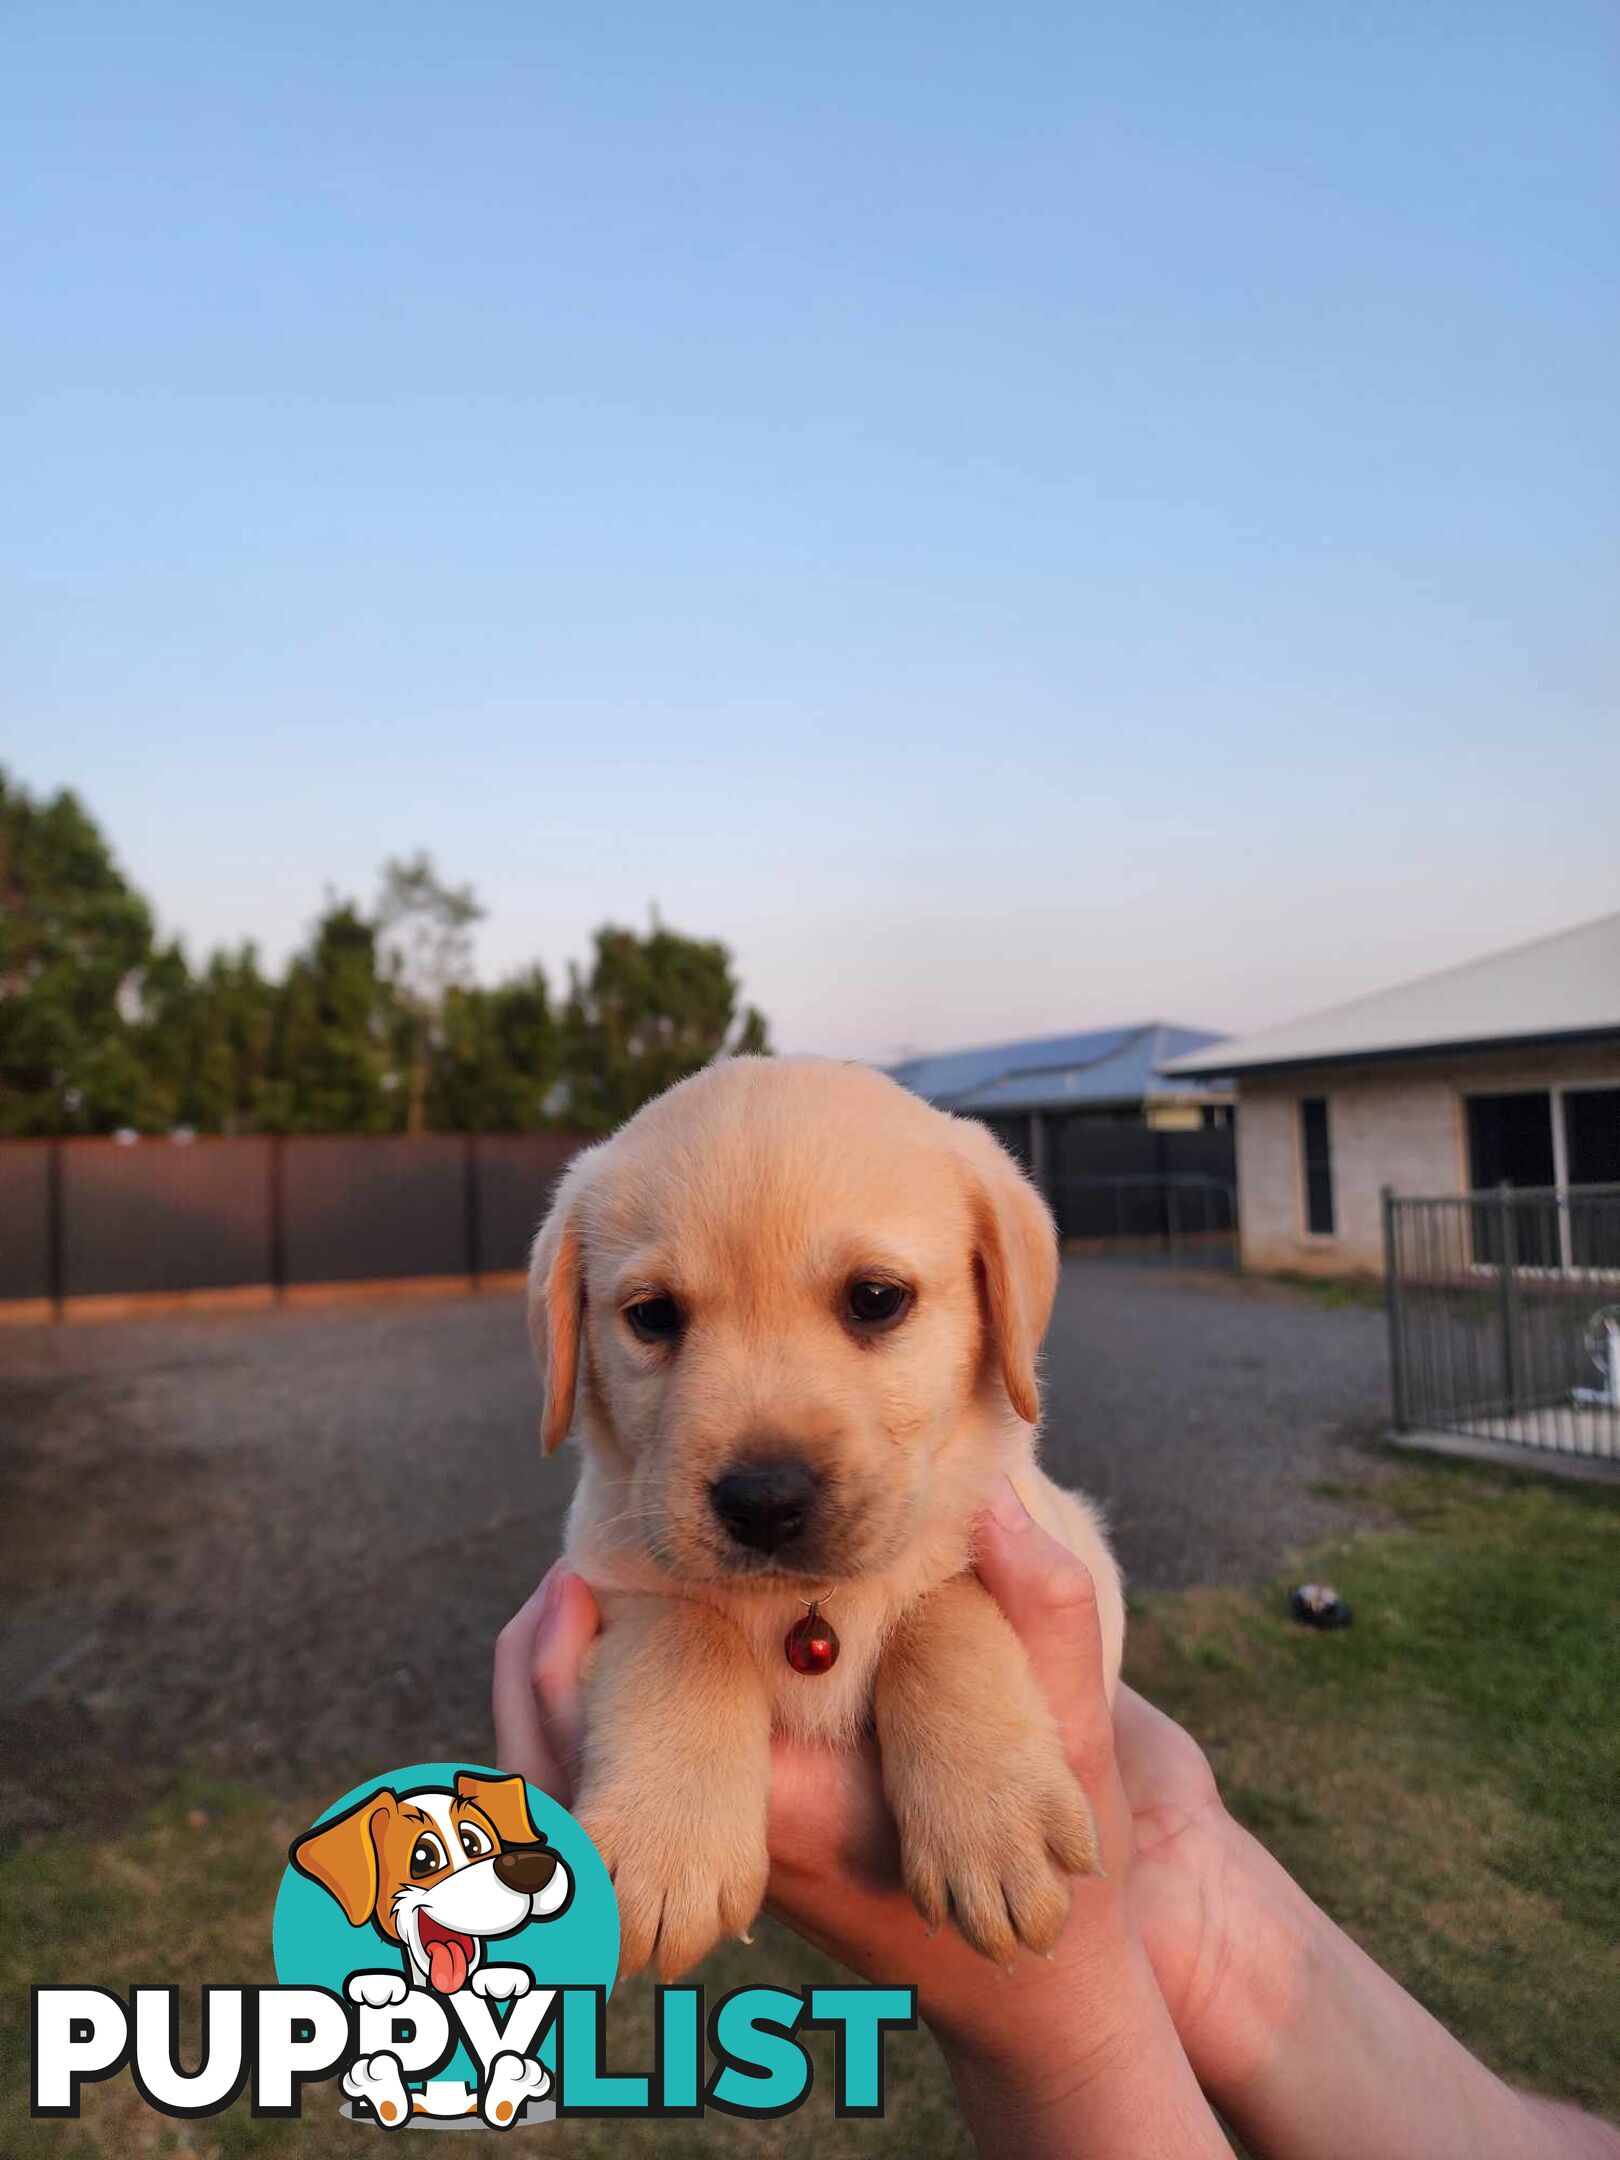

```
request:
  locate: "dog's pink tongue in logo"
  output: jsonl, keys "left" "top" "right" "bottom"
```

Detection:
{"left": 419, "top": 1916, "right": 473, "bottom": 1994}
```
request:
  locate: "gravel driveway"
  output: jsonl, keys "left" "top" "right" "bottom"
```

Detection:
{"left": 0, "top": 1263, "right": 1390, "bottom": 1832}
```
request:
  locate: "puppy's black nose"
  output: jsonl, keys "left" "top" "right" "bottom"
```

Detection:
{"left": 710, "top": 1458, "right": 820, "bottom": 1555}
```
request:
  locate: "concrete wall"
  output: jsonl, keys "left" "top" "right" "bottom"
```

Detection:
{"left": 1236, "top": 1042, "right": 1620, "bottom": 1277}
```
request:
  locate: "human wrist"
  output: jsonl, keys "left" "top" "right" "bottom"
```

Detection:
{"left": 921, "top": 1901, "right": 1137, "bottom": 2084}
{"left": 1154, "top": 1799, "right": 1320, "bottom": 2104}
{"left": 937, "top": 1935, "right": 1229, "bottom": 2159}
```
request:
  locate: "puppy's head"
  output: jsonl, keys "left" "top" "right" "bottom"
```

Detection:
{"left": 528, "top": 1056, "right": 1057, "bottom": 1586}
{"left": 290, "top": 1773, "right": 571, "bottom": 1989}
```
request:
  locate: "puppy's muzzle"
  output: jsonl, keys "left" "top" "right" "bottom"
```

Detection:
{"left": 493, "top": 1844, "right": 561, "bottom": 1895}
{"left": 709, "top": 1457, "right": 821, "bottom": 1557}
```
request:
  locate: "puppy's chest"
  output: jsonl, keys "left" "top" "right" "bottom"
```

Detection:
{"left": 729, "top": 1599, "right": 886, "bottom": 1746}
{"left": 712, "top": 1537, "right": 973, "bottom": 1747}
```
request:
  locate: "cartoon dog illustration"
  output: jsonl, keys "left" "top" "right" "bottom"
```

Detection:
{"left": 291, "top": 1771, "right": 572, "bottom": 2129}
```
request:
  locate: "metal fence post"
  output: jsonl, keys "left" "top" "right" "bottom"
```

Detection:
{"left": 1028, "top": 1113, "right": 1049, "bottom": 1211}
{"left": 464, "top": 1134, "right": 482, "bottom": 1289}
{"left": 268, "top": 1135, "right": 287, "bottom": 1302}
{"left": 47, "top": 1137, "right": 65, "bottom": 1320}
{"left": 1382, "top": 1185, "right": 1408, "bottom": 1429}
{"left": 1497, "top": 1181, "right": 1521, "bottom": 1414}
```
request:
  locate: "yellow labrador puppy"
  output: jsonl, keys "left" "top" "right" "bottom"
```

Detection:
{"left": 526, "top": 1055, "right": 1124, "bottom": 1979}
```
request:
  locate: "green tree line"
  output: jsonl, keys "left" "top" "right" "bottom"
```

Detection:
{"left": 0, "top": 769, "right": 770, "bottom": 1138}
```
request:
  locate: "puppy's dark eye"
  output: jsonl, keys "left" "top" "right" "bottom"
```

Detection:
{"left": 625, "top": 1294, "right": 684, "bottom": 1344}
{"left": 409, "top": 1833, "right": 448, "bottom": 1879}
{"left": 845, "top": 1279, "right": 911, "bottom": 1330}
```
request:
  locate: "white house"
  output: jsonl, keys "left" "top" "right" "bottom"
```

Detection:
{"left": 1162, "top": 913, "right": 1620, "bottom": 1277}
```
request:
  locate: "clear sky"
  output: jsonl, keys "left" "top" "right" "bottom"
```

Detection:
{"left": 4, "top": 2, "right": 1616, "bottom": 1059}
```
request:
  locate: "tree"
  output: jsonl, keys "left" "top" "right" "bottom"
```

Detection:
{"left": 1, "top": 769, "right": 775, "bottom": 1138}
{"left": 207, "top": 944, "right": 280, "bottom": 1133}
{"left": 376, "top": 853, "right": 484, "bottom": 1137}
{"left": 732, "top": 1004, "right": 771, "bottom": 1057}
{"left": 272, "top": 900, "right": 397, "bottom": 1133}
{"left": 0, "top": 768, "right": 155, "bottom": 1135}
{"left": 428, "top": 969, "right": 557, "bottom": 1132}
{"left": 559, "top": 917, "right": 772, "bottom": 1131}
{"left": 128, "top": 937, "right": 199, "bottom": 1132}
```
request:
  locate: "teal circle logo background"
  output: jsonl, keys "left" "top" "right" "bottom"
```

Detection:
{"left": 272, "top": 1762, "right": 618, "bottom": 2081}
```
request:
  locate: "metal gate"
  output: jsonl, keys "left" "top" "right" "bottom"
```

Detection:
{"left": 1385, "top": 1185, "right": 1620, "bottom": 1463}
{"left": 1049, "top": 1174, "right": 1237, "bottom": 1266}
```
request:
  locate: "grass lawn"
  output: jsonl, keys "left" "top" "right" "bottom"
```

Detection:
{"left": 1254, "top": 1268, "right": 1390, "bottom": 1311}
{"left": 4, "top": 1457, "right": 1616, "bottom": 2155}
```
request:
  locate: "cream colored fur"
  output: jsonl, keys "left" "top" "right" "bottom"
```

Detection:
{"left": 527, "top": 1055, "right": 1125, "bottom": 1977}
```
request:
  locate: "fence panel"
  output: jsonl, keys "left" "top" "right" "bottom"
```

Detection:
{"left": 1387, "top": 1186, "right": 1620, "bottom": 1463}
{"left": 1042, "top": 1115, "right": 1236, "bottom": 1251}
{"left": 1049, "top": 1174, "right": 1237, "bottom": 1262}
{"left": 281, "top": 1136, "right": 468, "bottom": 1284}
{"left": 0, "top": 1143, "right": 52, "bottom": 1301}
{"left": 474, "top": 1132, "right": 588, "bottom": 1274}
{"left": 62, "top": 1138, "right": 274, "bottom": 1297}
{"left": 1048, "top": 1118, "right": 1156, "bottom": 1240}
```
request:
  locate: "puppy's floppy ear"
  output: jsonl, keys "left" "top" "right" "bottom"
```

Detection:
{"left": 950, "top": 1116, "right": 1059, "bottom": 1426}
{"left": 455, "top": 1770, "right": 541, "bottom": 1847}
{"left": 527, "top": 1146, "right": 602, "bottom": 1457}
{"left": 289, "top": 1789, "right": 397, "bottom": 1926}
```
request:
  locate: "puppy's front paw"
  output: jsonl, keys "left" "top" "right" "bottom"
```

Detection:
{"left": 470, "top": 1964, "right": 531, "bottom": 2002}
{"left": 892, "top": 1740, "right": 1099, "bottom": 1964}
{"left": 345, "top": 1971, "right": 409, "bottom": 2009}
{"left": 482, "top": 2050, "right": 549, "bottom": 2127}
{"left": 579, "top": 1785, "right": 768, "bottom": 1981}
{"left": 342, "top": 2051, "right": 411, "bottom": 2130}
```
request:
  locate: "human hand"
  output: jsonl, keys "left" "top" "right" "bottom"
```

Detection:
{"left": 490, "top": 1528, "right": 1281, "bottom": 2078}
{"left": 1112, "top": 1677, "right": 1306, "bottom": 2094}
{"left": 760, "top": 1477, "right": 1145, "bottom": 2071}
{"left": 497, "top": 1519, "right": 1620, "bottom": 2160}
{"left": 493, "top": 1482, "right": 1141, "bottom": 2055}
{"left": 493, "top": 1486, "right": 1229, "bottom": 2154}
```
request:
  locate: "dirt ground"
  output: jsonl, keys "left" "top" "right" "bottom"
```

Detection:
{"left": 0, "top": 1260, "right": 1392, "bottom": 1835}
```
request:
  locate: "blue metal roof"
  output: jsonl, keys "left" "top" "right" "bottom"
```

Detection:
{"left": 889, "top": 1023, "right": 1228, "bottom": 1113}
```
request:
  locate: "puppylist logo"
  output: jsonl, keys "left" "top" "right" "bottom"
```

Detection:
{"left": 281, "top": 1763, "right": 583, "bottom": 2128}
{"left": 31, "top": 1760, "right": 916, "bottom": 2131}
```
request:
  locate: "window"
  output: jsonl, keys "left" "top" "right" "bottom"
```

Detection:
{"left": 1464, "top": 1086, "right": 1620, "bottom": 1269}
{"left": 1467, "top": 1092, "right": 1557, "bottom": 1266}
{"left": 1566, "top": 1088, "right": 1620, "bottom": 1268}
{"left": 1299, "top": 1097, "right": 1334, "bottom": 1235}
{"left": 1466, "top": 1092, "right": 1555, "bottom": 1191}
{"left": 1564, "top": 1087, "right": 1620, "bottom": 1188}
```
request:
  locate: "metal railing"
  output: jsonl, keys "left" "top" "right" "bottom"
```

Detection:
{"left": 1051, "top": 1174, "right": 1237, "bottom": 1267}
{"left": 1384, "top": 1185, "right": 1620, "bottom": 1463}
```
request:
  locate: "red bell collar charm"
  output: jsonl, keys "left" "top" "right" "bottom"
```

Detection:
{"left": 784, "top": 1597, "right": 839, "bottom": 1676}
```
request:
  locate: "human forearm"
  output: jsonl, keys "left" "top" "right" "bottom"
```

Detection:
{"left": 498, "top": 1572, "right": 1617, "bottom": 2160}
{"left": 1179, "top": 1809, "right": 1620, "bottom": 2160}
{"left": 935, "top": 1939, "right": 1231, "bottom": 2160}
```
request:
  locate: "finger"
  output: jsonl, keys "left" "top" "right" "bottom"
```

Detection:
{"left": 974, "top": 1476, "right": 1113, "bottom": 1792}
{"left": 492, "top": 1566, "right": 565, "bottom": 1790}
{"left": 531, "top": 1569, "right": 599, "bottom": 1781}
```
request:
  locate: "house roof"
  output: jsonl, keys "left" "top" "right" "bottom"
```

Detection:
{"left": 891, "top": 1022, "right": 1228, "bottom": 1113}
{"left": 1164, "top": 910, "right": 1620, "bottom": 1078}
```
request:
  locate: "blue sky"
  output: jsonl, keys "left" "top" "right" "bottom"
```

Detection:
{"left": 4, "top": 2, "right": 1616, "bottom": 1057}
